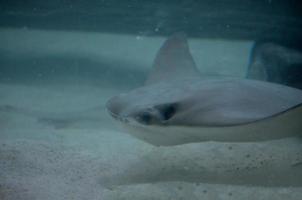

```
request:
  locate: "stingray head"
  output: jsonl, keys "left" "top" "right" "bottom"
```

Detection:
{"left": 105, "top": 82, "right": 206, "bottom": 146}
{"left": 106, "top": 84, "right": 185, "bottom": 127}
{"left": 107, "top": 33, "right": 201, "bottom": 127}
{"left": 107, "top": 97, "right": 179, "bottom": 127}
{"left": 105, "top": 33, "right": 228, "bottom": 146}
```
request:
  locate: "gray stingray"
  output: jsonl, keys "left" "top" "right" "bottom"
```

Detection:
{"left": 106, "top": 33, "right": 302, "bottom": 146}
{"left": 247, "top": 40, "right": 302, "bottom": 89}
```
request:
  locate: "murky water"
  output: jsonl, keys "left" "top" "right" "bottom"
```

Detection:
{"left": 1, "top": 1, "right": 302, "bottom": 199}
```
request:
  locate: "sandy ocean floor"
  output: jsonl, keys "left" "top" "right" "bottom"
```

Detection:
{"left": 0, "top": 29, "right": 302, "bottom": 200}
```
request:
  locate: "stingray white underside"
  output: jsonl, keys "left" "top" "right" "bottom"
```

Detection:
{"left": 116, "top": 105, "right": 302, "bottom": 146}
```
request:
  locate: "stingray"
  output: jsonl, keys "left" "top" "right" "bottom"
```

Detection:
{"left": 247, "top": 40, "right": 302, "bottom": 89}
{"left": 106, "top": 33, "right": 302, "bottom": 146}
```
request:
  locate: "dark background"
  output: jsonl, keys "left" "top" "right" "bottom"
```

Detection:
{"left": 0, "top": 0, "right": 301, "bottom": 40}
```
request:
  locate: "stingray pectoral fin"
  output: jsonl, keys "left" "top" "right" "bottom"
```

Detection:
{"left": 191, "top": 104, "right": 302, "bottom": 142}
{"left": 119, "top": 104, "right": 302, "bottom": 146}
{"left": 210, "top": 104, "right": 302, "bottom": 142}
{"left": 194, "top": 104, "right": 302, "bottom": 142}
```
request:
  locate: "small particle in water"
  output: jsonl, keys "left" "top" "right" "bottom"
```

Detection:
{"left": 177, "top": 185, "right": 183, "bottom": 190}
{"left": 228, "top": 192, "right": 233, "bottom": 196}
{"left": 228, "top": 146, "right": 233, "bottom": 150}
{"left": 245, "top": 154, "right": 250, "bottom": 158}
{"left": 203, "top": 190, "right": 207, "bottom": 194}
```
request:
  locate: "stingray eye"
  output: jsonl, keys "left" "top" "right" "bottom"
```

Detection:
{"left": 157, "top": 103, "right": 178, "bottom": 121}
{"left": 136, "top": 112, "right": 152, "bottom": 125}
